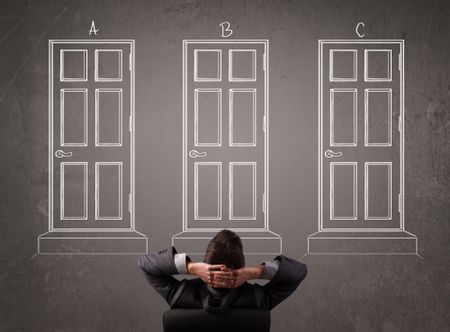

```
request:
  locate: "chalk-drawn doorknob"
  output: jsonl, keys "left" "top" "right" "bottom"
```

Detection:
{"left": 55, "top": 149, "right": 73, "bottom": 158}
{"left": 324, "top": 149, "right": 343, "bottom": 158}
{"left": 189, "top": 149, "right": 207, "bottom": 158}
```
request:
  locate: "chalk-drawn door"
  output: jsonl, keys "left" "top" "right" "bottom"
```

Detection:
{"left": 183, "top": 41, "right": 268, "bottom": 230}
{"left": 320, "top": 41, "right": 403, "bottom": 230}
{"left": 50, "top": 41, "right": 132, "bottom": 230}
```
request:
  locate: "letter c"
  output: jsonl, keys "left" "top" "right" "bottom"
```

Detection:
{"left": 356, "top": 22, "right": 365, "bottom": 38}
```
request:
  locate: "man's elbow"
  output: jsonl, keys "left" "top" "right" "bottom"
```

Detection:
{"left": 301, "top": 262, "right": 308, "bottom": 279}
{"left": 295, "top": 262, "right": 308, "bottom": 284}
{"left": 138, "top": 255, "right": 150, "bottom": 272}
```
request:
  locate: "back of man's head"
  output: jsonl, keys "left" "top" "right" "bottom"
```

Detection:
{"left": 204, "top": 229, "right": 245, "bottom": 269}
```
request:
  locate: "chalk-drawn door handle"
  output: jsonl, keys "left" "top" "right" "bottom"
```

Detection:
{"left": 189, "top": 149, "right": 207, "bottom": 158}
{"left": 324, "top": 149, "right": 343, "bottom": 158}
{"left": 55, "top": 149, "right": 73, "bottom": 158}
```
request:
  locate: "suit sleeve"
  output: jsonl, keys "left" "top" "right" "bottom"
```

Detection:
{"left": 138, "top": 247, "right": 185, "bottom": 305}
{"left": 262, "top": 255, "right": 307, "bottom": 310}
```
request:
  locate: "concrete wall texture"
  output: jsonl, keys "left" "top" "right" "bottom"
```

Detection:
{"left": 1, "top": 0, "right": 449, "bottom": 331}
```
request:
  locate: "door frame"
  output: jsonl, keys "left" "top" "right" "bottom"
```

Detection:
{"left": 182, "top": 39, "right": 270, "bottom": 232}
{"left": 48, "top": 39, "right": 136, "bottom": 232}
{"left": 318, "top": 39, "right": 405, "bottom": 232}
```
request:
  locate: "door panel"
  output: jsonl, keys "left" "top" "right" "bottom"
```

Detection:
{"left": 95, "top": 162, "right": 123, "bottom": 220}
{"left": 60, "top": 89, "right": 88, "bottom": 146}
{"left": 365, "top": 89, "right": 392, "bottom": 146}
{"left": 95, "top": 49, "right": 123, "bottom": 81}
{"left": 365, "top": 162, "right": 392, "bottom": 220}
{"left": 330, "top": 162, "right": 357, "bottom": 220}
{"left": 229, "top": 89, "right": 257, "bottom": 146}
{"left": 95, "top": 89, "right": 123, "bottom": 146}
{"left": 229, "top": 162, "right": 257, "bottom": 220}
{"left": 60, "top": 162, "right": 88, "bottom": 220}
{"left": 184, "top": 41, "right": 267, "bottom": 230}
{"left": 330, "top": 88, "right": 357, "bottom": 146}
{"left": 194, "top": 88, "right": 222, "bottom": 146}
{"left": 195, "top": 162, "right": 222, "bottom": 220}
{"left": 51, "top": 41, "right": 132, "bottom": 230}
{"left": 321, "top": 41, "right": 402, "bottom": 230}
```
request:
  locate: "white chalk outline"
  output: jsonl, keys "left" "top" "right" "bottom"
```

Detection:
{"left": 364, "top": 162, "right": 392, "bottom": 220}
{"left": 319, "top": 40, "right": 405, "bottom": 232}
{"left": 95, "top": 162, "right": 123, "bottom": 220}
{"left": 194, "top": 162, "right": 223, "bottom": 220}
{"left": 307, "top": 230, "right": 418, "bottom": 255}
{"left": 176, "top": 39, "right": 281, "bottom": 256}
{"left": 174, "top": 40, "right": 281, "bottom": 255}
{"left": 364, "top": 49, "right": 392, "bottom": 82}
{"left": 229, "top": 88, "right": 257, "bottom": 147}
{"left": 37, "top": 229, "right": 148, "bottom": 255}
{"left": 172, "top": 230, "right": 283, "bottom": 255}
{"left": 95, "top": 88, "right": 123, "bottom": 147}
{"left": 229, "top": 162, "right": 257, "bottom": 220}
{"left": 51, "top": 41, "right": 133, "bottom": 230}
{"left": 329, "top": 49, "right": 357, "bottom": 82}
{"left": 60, "top": 162, "right": 88, "bottom": 220}
{"left": 228, "top": 49, "right": 257, "bottom": 82}
{"left": 60, "top": 88, "right": 88, "bottom": 147}
{"left": 41, "top": 39, "right": 147, "bottom": 254}
{"left": 310, "top": 39, "right": 416, "bottom": 255}
{"left": 330, "top": 162, "right": 357, "bottom": 220}
{"left": 364, "top": 88, "right": 392, "bottom": 147}
{"left": 330, "top": 88, "right": 357, "bottom": 147}
{"left": 194, "top": 49, "right": 222, "bottom": 82}
{"left": 95, "top": 49, "right": 123, "bottom": 82}
{"left": 194, "top": 88, "right": 222, "bottom": 147}
{"left": 60, "top": 49, "right": 88, "bottom": 82}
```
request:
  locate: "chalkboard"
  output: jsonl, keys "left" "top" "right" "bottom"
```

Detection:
{"left": 1, "top": 0, "right": 449, "bottom": 331}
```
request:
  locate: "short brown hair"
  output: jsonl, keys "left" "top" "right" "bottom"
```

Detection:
{"left": 204, "top": 229, "right": 245, "bottom": 269}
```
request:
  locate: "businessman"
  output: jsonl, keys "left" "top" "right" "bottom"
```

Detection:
{"left": 138, "top": 229, "right": 307, "bottom": 312}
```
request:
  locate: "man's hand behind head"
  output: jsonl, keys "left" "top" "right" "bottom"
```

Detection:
{"left": 187, "top": 262, "right": 227, "bottom": 285}
{"left": 210, "top": 267, "right": 236, "bottom": 288}
{"left": 211, "top": 266, "right": 264, "bottom": 288}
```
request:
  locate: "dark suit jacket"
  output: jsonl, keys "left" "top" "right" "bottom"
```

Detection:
{"left": 139, "top": 247, "right": 307, "bottom": 312}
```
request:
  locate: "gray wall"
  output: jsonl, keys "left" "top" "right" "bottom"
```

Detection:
{"left": 1, "top": 0, "right": 449, "bottom": 331}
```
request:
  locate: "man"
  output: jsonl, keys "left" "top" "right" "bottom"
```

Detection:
{"left": 138, "top": 229, "right": 307, "bottom": 312}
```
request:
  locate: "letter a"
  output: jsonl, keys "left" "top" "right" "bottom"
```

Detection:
{"left": 89, "top": 21, "right": 99, "bottom": 35}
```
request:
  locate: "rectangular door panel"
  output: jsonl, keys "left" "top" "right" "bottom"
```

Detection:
{"left": 95, "top": 162, "right": 123, "bottom": 220}
{"left": 330, "top": 162, "right": 357, "bottom": 220}
{"left": 365, "top": 162, "right": 392, "bottom": 220}
{"left": 229, "top": 162, "right": 257, "bottom": 220}
{"left": 330, "top": 88, "right": 357, "bottom": 147}
{"left": 60, "top": 49, "right": 88, "bottom": 81}
{"left": 60, "top": 162, "right": 88, "bottom": 220}
{"left": 95, "top": 49, "right": 123, "bottom": 81}
{"left": 194, "top": 162, "right": 222, "bottom": 220}
{"left": 229, "top": 89, "right": 257, "bottom": 146}
{"left": 60, "top": 89, "right": 88, "bottom": 147}
{"left": 194, "top": 89, "right": 222, "bottom": 146}
{"left": 365, "top": 89, "right": 392, "bottom": 146}
{"left": 95, "top": 89, "right": 123, "bottom": 146}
